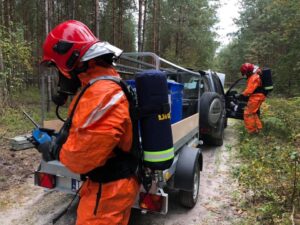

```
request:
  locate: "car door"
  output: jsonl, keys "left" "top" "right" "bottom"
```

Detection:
{"left": 225, "top": 78, "right": 247, "bottom": 120}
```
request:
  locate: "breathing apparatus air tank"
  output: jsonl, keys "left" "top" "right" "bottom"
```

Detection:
{"left": 261, "top": 68, "right": 273, "bottom": 93}
{"left": 135, "top": 70, "right": 174, "bottom": 170}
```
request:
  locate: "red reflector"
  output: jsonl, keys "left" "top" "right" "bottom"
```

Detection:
{"left": 139, "top": 192, "right": 163, "bottom": 212}
{"left": 36, "top": 172, "right": 56, "bottom": 189}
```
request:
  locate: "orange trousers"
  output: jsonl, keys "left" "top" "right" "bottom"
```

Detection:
{"left": 76, "top": 176, "right": 139, "bottom": 225}
{"left": 243, "top": 94, "right": 265, "bottom": 133}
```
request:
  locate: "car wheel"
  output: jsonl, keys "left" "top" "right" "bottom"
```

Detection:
{"left": 178, "top": 163, "right": 200, "bottom": 208}
{"left": 203, "top": 119, "right": 224, "bottom": 146}
{"left": 199, "top": 92, "right": 223, "bottom": 128}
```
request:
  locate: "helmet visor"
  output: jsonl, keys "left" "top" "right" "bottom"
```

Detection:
{"left": 81, "top": 42, "right": 123, "bottom": 62}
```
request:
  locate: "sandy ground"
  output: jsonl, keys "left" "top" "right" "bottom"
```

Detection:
{"left": 0, "top": 119, "right": 245, "bottom": 225}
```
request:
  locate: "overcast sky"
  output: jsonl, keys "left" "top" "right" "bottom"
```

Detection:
{"left": 215, "top": 0, "right": 240, "bottom": 47}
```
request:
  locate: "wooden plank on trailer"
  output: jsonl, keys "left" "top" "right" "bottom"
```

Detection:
{"left": 44, "top": 120, "right": 63, "bottom": 131}
{"left": 171, "top": 113, "right": 199, "bottom": 144}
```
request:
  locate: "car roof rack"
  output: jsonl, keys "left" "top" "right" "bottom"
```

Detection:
{"left": 116, "top": 52, "right": 200, "bottom": 77}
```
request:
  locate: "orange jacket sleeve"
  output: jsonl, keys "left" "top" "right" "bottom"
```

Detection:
{"left": 59, "top": 80, "right": 132, "bottom": 174}
{"left": 242, "top": 74, "right": 261, "bottom": 96}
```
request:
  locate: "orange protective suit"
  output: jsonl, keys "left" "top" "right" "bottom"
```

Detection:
{"left": 59, "top": 63, "right": 140, "bottom": 225}
{"left": 242, "top": 73, "right": 266, "bottom": 133}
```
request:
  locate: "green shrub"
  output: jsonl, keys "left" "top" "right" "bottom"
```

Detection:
{"left": 235, "top": 97, "right": 300, "bottom": 224}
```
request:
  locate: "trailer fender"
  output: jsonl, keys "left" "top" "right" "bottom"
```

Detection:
{"left": 174, "top": 146, "right": 202, "bottom": 191}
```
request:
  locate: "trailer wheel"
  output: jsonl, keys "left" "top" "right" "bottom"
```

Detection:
{"left": 179, "top": 163, "right": 200, "bottom": 208}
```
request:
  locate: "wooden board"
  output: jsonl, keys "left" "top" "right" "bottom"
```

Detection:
{"left": 43, "top": 120, "right": 64, "bottom": 131}
{"left": 171, "top": 113, "right": 199, "bottom": 144}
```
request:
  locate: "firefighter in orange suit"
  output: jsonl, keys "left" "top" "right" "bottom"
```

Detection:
{"left": 39, "top": 20, "right": 139, "bottom": 225}
{"left": 240, "top": 63, "right": 266, "bottom": 133}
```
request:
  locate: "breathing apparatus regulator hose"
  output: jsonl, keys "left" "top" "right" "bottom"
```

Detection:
{"left": 55, "top": 105, "right": 66, "bottom": 122}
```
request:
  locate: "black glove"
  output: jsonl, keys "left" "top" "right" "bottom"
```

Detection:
{"left": 234, "top": 93, "right": 241, "bottom": 99}
{"left": 37, "top": 137, "right": 60, "bottom": 162}
{"left": 234, "top": 93, "right": 249, "bottom": 102}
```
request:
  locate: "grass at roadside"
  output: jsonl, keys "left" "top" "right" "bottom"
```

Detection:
{"left": 233, "top": 97, "right": 300, "bottom": 224}
{"left": 0, "top": 88, "right": 67, "bottom": 139}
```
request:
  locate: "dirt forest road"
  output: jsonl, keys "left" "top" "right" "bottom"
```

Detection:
{"left": 0, "top": 120, "right": 245, "bottom": 225}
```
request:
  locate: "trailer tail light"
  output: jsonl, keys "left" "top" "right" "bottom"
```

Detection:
{"left": 139, "top": 192, "right": 163, "bottom": 212}
{"left": 35, "top": 171, "right": 56, "bottom": 189}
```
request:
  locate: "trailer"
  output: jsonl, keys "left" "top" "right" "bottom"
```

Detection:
{"left": 11, "top": 52, "right": 227, "bottom": 215}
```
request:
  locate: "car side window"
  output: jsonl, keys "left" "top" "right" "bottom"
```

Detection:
{"left": 200, "top": 76, "right": 210, "bottom": 96}
{"left": 212, "top": 74, "right": 224, "bottom": 95}
{"left": 182, "top": 76, "right": 199, "bottom": 99}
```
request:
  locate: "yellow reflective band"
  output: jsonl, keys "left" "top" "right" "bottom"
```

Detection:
{"left": 144, "top": 147, "right": 174, "bottom": 162}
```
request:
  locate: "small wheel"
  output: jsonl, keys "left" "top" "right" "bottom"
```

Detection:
{"left": 179, "top": 163, "right": 200, "bottom": 208}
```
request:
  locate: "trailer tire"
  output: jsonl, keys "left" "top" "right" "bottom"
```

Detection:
{"left": 179, "top": 163, "right": 200, "bottom": 208}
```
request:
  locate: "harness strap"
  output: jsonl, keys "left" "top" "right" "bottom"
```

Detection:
{"left": 82, "top": 148, "right": 137, "bottom": 183}
{"left": 94, "top": 184, "right": 102, "bottom": 215}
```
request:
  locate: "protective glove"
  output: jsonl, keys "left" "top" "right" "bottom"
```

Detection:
{"left": 32, "top": 128, "right": 52, "bottom": 146}
{"left": 32, "top": 128, "right": 59, "bottom": 162}
{"left": 38, "top": 138, "right": 59, "bottom": 162}
{"left": 234, "top": 93, "right": 249, "bottom": 102}
{"left": 234, "top": 93, "right": 241, "bottom": 99}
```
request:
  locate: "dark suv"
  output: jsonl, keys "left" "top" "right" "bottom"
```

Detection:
{"left": 167, "top": 70, "right": 226, "bottom": 146}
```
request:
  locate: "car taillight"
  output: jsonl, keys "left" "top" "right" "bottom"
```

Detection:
{"left": 139, "top": 192, "right": 163, "bottom": 212}
{"left": 35, "top": 171, "right": 56, "bottom": 189}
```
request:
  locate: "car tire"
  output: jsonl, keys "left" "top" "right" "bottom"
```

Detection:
{"left": 224, "top": 117, "right": 228, "bottom": 128}
{"left": 200, "top": 92, "right": 225, "bottom": 146}
{"left": 203, "top": 120, "right": 224, "bottom": 146}
{"left": 199, "top": 92, "right": 223, "bottom": 128}
{"left": 178, "top": 163, "right": 200, "bottom": 208}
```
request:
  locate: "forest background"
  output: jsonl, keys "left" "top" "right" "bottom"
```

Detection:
{"left": 0, "top": 1, "right": 299, "bottom": 224}
{"left": 1, "top": 0, "right": 300, "bottom": 107}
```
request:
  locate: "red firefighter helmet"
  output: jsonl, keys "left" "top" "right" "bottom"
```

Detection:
{"left": 41, "top": 20, "right": 99, "bottom": 77}
{"left": 240, "top": 63, "right": 254, "bottom": 76}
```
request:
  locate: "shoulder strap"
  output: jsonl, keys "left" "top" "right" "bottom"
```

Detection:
{"left": 65, "top": 76, "right": 140, "bottom": 154}
{"left": 68, "top": 76, "right": 132, "bottom": 120}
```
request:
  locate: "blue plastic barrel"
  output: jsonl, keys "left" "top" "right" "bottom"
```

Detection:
{"left": 168, "top": 80, "right": 184, "bottom": 124}
{"left": 126, "top": 79, "right": 136, "bottom": 91}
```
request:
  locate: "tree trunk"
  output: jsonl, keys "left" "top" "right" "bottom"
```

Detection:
{"left": 142, "top": 0, "right": 147, "bottom": 52}
{"left": 0, "top": 0, "right": 3, "bottom": 26}
{"left": 9, "top": 0, "right": 15, "bottom": 29}
{"left": 0, "top": 47, "right": 4, "bottom": 71}
{"left": 4, "top": 0, "right": 10, "bottom": 30}
{"left": 156, "top": 0, "right": 160, "bottom": 55}
{"left": 45, "top": 0, "right": 49, "bottom": 34}
{"left": 36, "top": 0, "right": 41, "bottom": 85}
{"left": 153, "top": 0, "right": 157, "bottom": 53}
{"left": 175, "top": 4, "right": 182, "bottom": 59}
{"left": 72, "top": 0, "right": 76, "bottom": 19}
{"left": 138, "top": 0, "right": 143, "bottom": 52}
{"left": 48, "top": 0, "right": 53, "bottom": 32}
{"left": 95, "top": 0, "right": 100, "bottom": 37}
{"left": 112, "top": 0, "right": 116, "bottom": 44}
{"left": 118, "top": 0, "right": 123, "bottom": 48}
